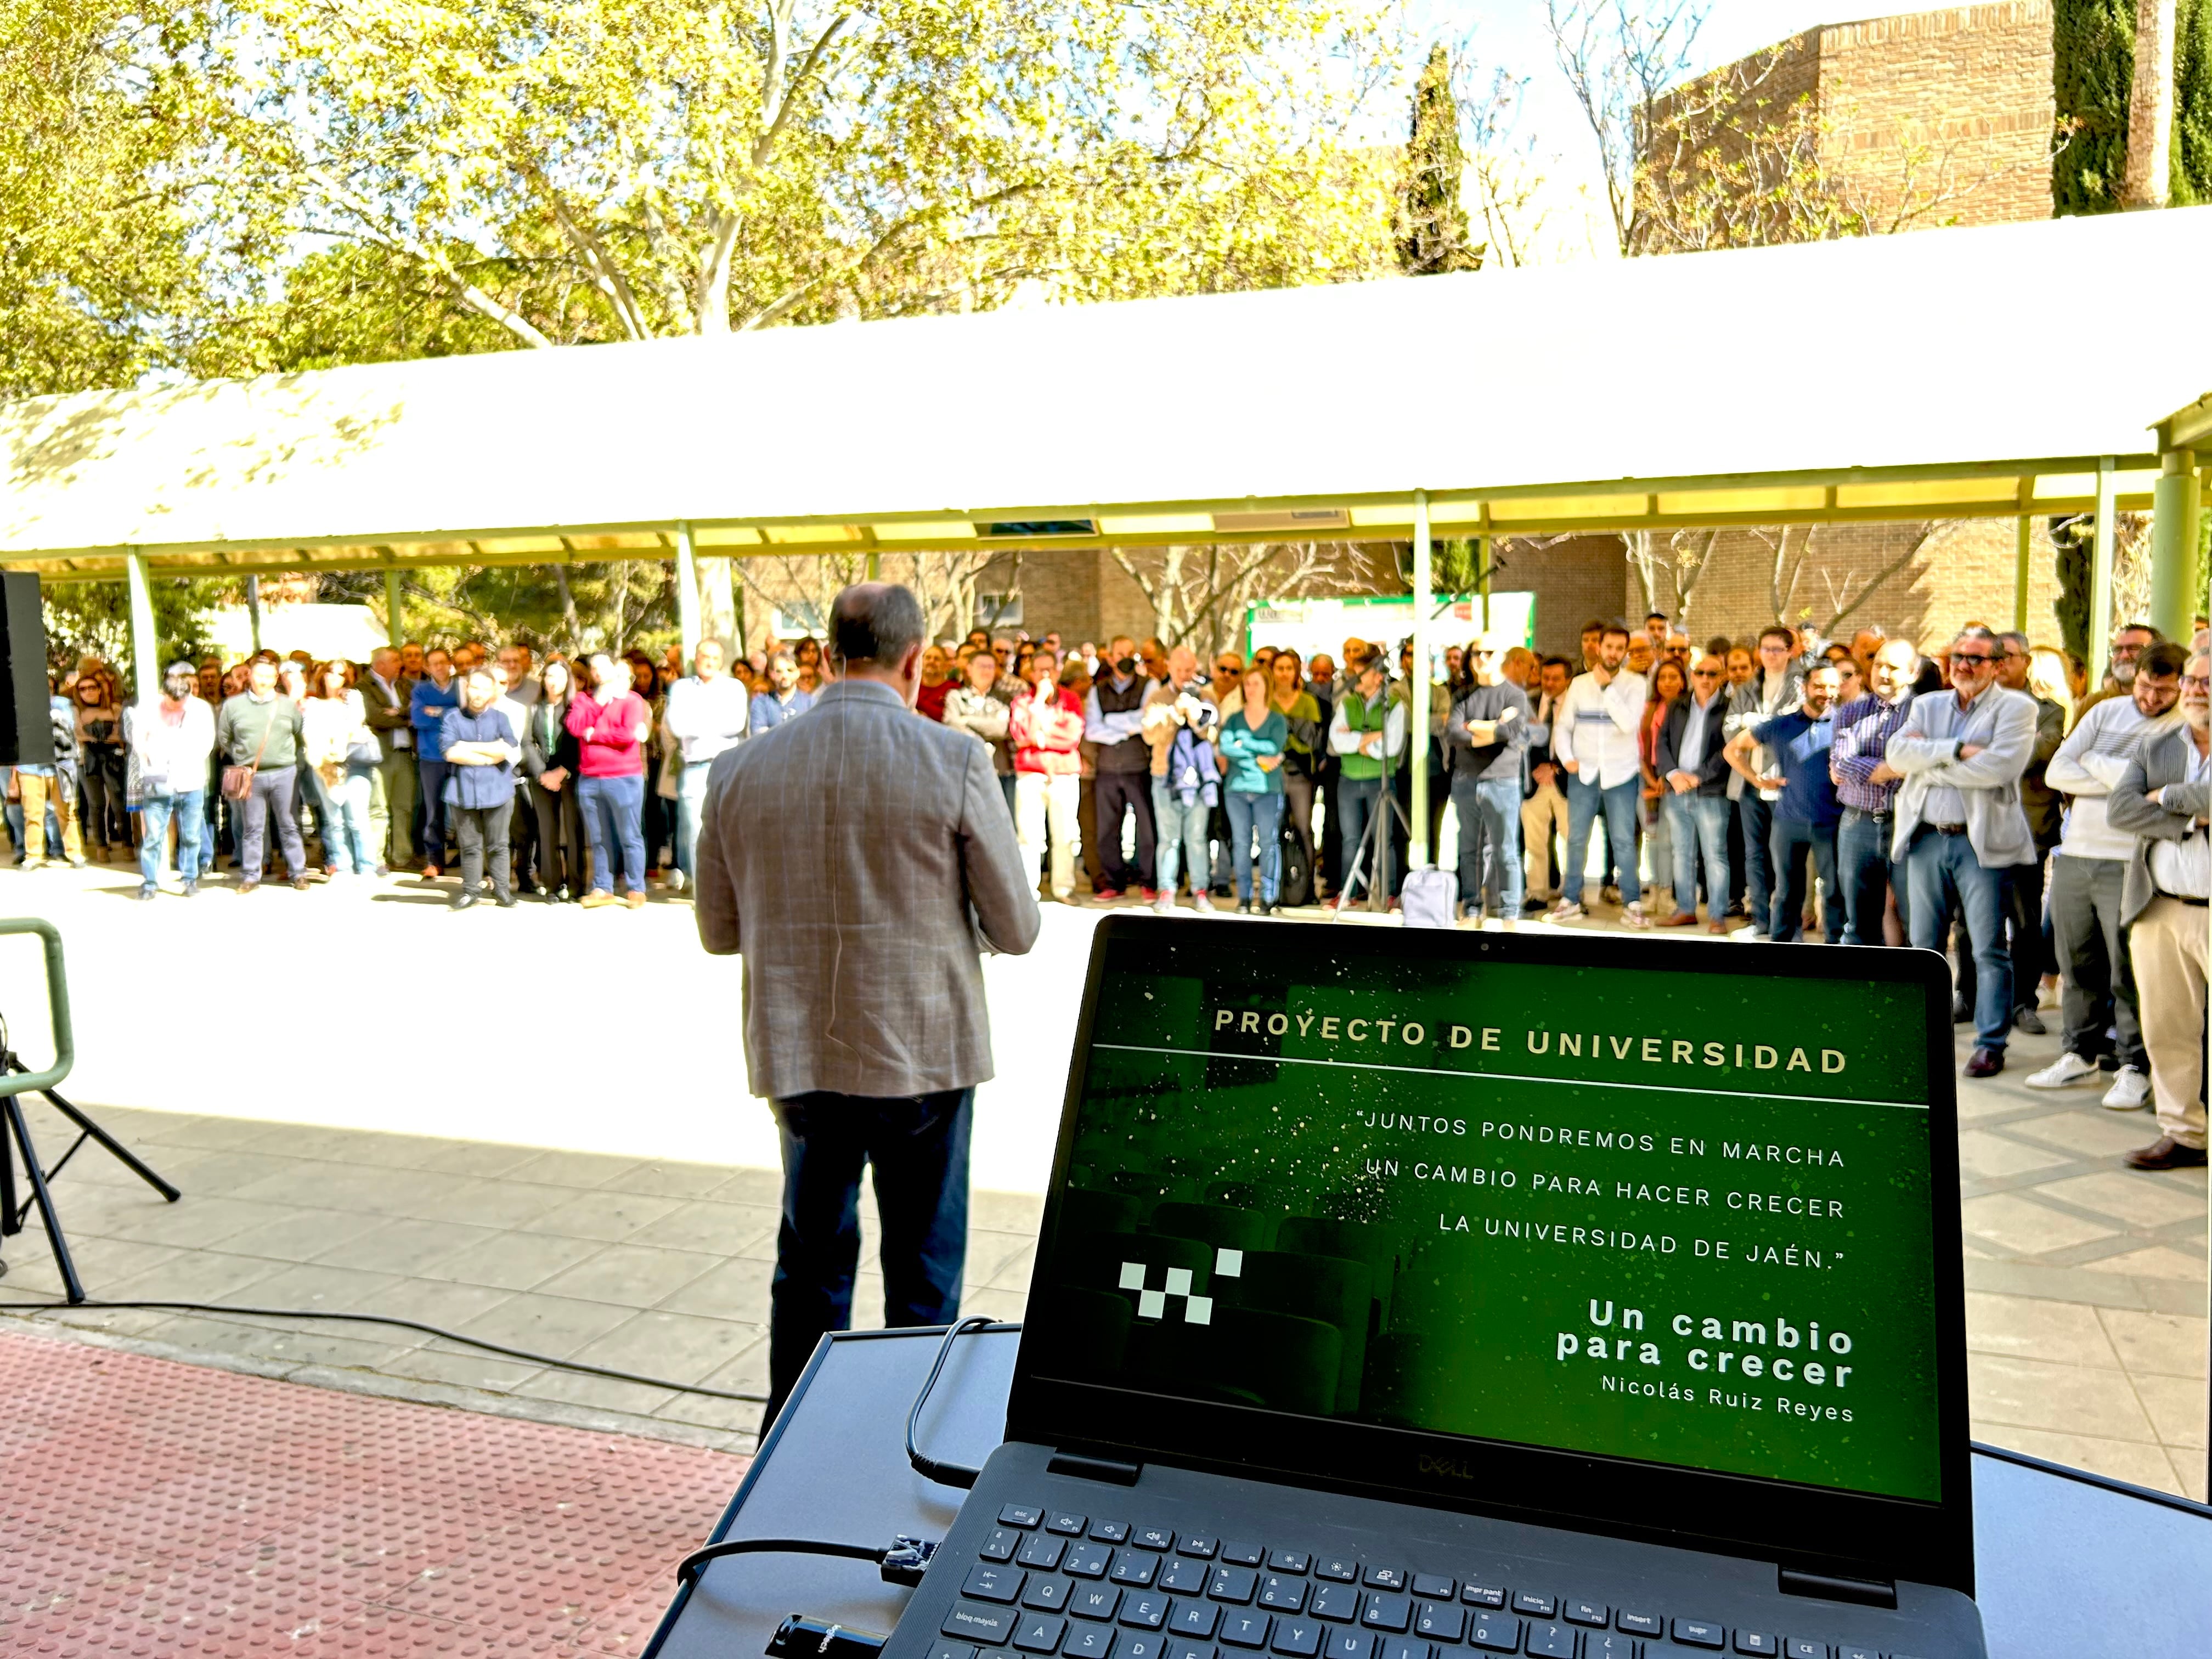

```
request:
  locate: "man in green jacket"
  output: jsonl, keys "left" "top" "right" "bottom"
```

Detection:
{"left": 216, "top": 659, "right": 308, "bottom": 892}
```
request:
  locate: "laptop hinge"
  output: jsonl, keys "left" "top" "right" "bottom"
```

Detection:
{"left": 1048, "top": 1451, "right": 1143, "bottom": 1486}
{"left": 1777, "top": 1569, "right": 1897, "bottom": 1610}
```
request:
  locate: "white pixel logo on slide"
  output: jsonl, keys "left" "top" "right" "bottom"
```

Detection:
{"left": 1118, "top": 1248, "right": 1242, "bottom": 1323}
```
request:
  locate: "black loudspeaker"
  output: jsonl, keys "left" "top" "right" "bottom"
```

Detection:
{"left": 0, "top": 571, "right": 54, "bottom": 768}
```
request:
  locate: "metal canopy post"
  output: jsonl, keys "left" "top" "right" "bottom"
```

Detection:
{"left": 2149, "top": 449, "right": 2200, "bottom": 642}
{"left": 384, "top": 569, "right": 403, "bottom": 646}
{"left": 245, "top": 575, "right": 262, "bottom": 653}
{"left": 2012, "top": 517, "right": 2031, "bottom": 634}
{"left": 1477, "top": 533, "right": 1491, "bottom": 629}
{"left": 1409, "top": 492, "right": 1433, "bottom": 870}
{"left": 123, "top": 550, "right": 158, "bottom": 702}
{"left": 2089, "top": 456, "right": 2118, "bottom": 689}
{"left": 674, "top": 521, "right": 702, "bottom": 670}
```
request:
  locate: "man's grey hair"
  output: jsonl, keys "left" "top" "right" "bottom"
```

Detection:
{"left": 828, "top": 583, "right": 925, "bottom": 668}
{"left": 1954, "top": 625, "right": 2002, "bottom": 651}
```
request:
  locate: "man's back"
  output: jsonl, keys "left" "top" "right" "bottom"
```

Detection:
{"left": 696, "top": 678, "right": 1040, "bottom": 1101}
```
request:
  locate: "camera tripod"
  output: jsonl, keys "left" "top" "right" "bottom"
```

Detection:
{"left": 1333, "top": 696, "right": 1413, "bottom": 916}
{"left": 0, "top": 918, "right": 179, "bottom": 1304}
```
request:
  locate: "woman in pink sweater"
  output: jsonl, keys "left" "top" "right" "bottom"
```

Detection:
{"left": 565, "top": 652, "right": 654, "bottom": 907}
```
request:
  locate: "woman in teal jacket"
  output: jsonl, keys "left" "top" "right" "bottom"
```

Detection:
{"left": 1217, "top": 666, "right": 1289, "bottom": 914}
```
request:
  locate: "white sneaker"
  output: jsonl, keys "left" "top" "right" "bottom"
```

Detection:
{"left": 664, "top": 866, "right": 687, "bottom": 893}
{"left": 1621, "top": 902, "right": 1652, "bottom": 930}
{"left": 2025, "top": 1051, "right": 2101, "bottom": 1090}
{"left": 1192, "top": 892, "right": 1215, "bottom": 914}
{"left": 2101, "top": 1065, "right": 2152, "bottom": 1110}
{"left": 1548, "top": 899, "right": 1584, "bottom": 921}
{"left": 1152, "top": 893, "right": 1176, "bottom": 916}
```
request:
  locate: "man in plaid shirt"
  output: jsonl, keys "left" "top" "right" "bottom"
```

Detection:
{"left": 1829, "top": 639, "right": 1920, "bottom": 946}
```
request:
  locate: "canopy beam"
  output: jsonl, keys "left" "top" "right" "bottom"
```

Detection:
{"left": 2149, "top": 450, "right": 2200, "bottom": 643}
{"left": 2090, "top": 458, "right": 2118, "bottom": 688}
{"left": 385, "top": 569, "right": 403, "bottom": 646}
{"left": 1409, "top": 492, "right": 1432, "bottom": 872}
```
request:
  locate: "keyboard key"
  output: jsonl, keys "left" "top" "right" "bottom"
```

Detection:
{"left": 1464, "top": 1612, "right": 1519, "bottom": 1654}
{"left": 981, "top": 1530, "right": 1023, "bottom": 1563}
{"left": 1379, "top": 1641, "right": 1430, "bottom": 1659}
{"left": 1409, "top": 1576, "right": 1453, "bottom": 1602}
{"left": 1113, "top": 1553, "right": 1160, "bottom": 1588}
{"left": 1834, "top": 1648, "right": 1877, "bottom": 1659}
{"left": 1178, "top": 1538, "right": 1221, "bottom": 1560}
{"left": 935, "top": 1645, "right": 981, "bottom": 1659}
{"left": 1271, "top": 1551, "right": 1312, "bottom": 1576}
{"left": 1222, "top": 1543, "right": 1267, "bottom": 1568}
{"left": 1065, "top": 1629, "right": 1116, "bottom": 1659}
{"left": 1565, "top": 1602, "right": 1609, "bottom": 1629}
{"left": 1414, "top": 1604, "right": 1464, "bottom": 1643}
{"left": 1051, "top": 1515, "right": 1091, "bottom": 1537}
{"left": 1314, "top": 1559, "right": 1359, "bottom": 1584}
{"left": 1588, "top": 1637, "right": 1639, "bottom": 1659}
{"left": 1323, "top": 1634, "right": 1374, "bottom": 1659}
{"left": 1064, "top": 1544, "right": 1112, "bottom": 1580}
{"left": 1735, "top": 1636, "right": 1776, "bottom": 1657}
{"left": 1359, "top": 1595, "right": 1412, "bottom": 1634}
{"left": 1259, "top": 1577, "right": 1308, "bottom": 1614}
{"left": 1121, "top": 1595, "right": 1171, "bottom": 1630}
{"left": 1168, "top": 1645, "right": 1215, "bottom": 1659}
{"left": 1121, "top": 1639, "right": 1166, "bottom": 1659}
{"left": 1161, "top": 1560, "right": 1212, "bottom": 1595}
{"left": 966, "top": 1567, "right": 1025, "bottom": 1604}
{"left": 1172, "top": 1603, "right": 1222, "bottom": 1639}
{"left": 1071, "top": 1587, "right": 1123, "bottom": 1622}
{"left": 1309, "top": 1585, "right": 1361, "bottom": 1624}
{"left": 1272, "top": 1622, "right": 1323, "bottom": 1658}
{"left": 1459, "top": 1587, "right": 1505, "bottom": 1612}
{"left": 1015, "top": 1616, "right": 1068, "bottom": 1654}
{"left": 1781, "top": 1644, "right": 1825, "bottom": 1659}
{"left": 945, "top": 1602, "right": 1020, "bottom": 1646}
{"left": 1209, "top": 1568, "right": 1259, "bottom": 1605}
{"left": 1025, "top": 1582, "right": 1073, "bottom": 1612}
{"left": 1509, "top": 1595, "right": 1553, "bottom": 1620}
{"left": 1002, "top": 1506, "right": 1046, "bottom": 1529}
{"left": 1525, "top": 1625, "right": 1576, "bottom": 1659}
{"left": 1136, "top": 1529, "right": 1177, "bottom": 1553}
{"left": 1021, "top": 1537, "right": 1069, "bottom": 1571}
{"left": 1617, "top": 1614, "right": 1662, "bottom": 1638}
{"left": 1093, "top": 1523, "right": 1133, "bottom": 1544}
{"left": 1362, "top": 1567, "right": 1407, "bottom": 1592}
{"left": 1219, "top": 1612, "right": 1273, "bottom": 1650}
{"left": 1673, "top": 1621, "right": 1726, "bottom": 1650}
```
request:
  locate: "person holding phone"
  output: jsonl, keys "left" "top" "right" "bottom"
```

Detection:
{"left": 1444, "top": 632, "right": 1531, "bottom": 923}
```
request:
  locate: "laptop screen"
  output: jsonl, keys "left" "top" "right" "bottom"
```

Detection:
{"left": 1023, "top": 924, "right": 1949, "bottom": 1509}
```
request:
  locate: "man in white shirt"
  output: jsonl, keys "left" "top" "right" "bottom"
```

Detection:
{"left": 2030, "top": 640, "right": 2186, "bottom": 1106}
{"left": 1550, "top": 624, "right": 1651, "bottom": 928}
{"left": 123, "top": 662, "right": 217, "bottom": 900}
{"left": 2108, "top": 650, "right": 2212, "bottom": 1170}
{"left": 663, "top": 638, "right": 751, "bottom": 892}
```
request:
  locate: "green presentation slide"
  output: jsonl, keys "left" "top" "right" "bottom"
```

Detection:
{"left": 1032, "top": 941, "right": 1943, "bottom": 1504}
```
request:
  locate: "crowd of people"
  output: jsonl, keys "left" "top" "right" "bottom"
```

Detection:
{"left": 12, "top": 602, "right": 2207, "bottom": 1171}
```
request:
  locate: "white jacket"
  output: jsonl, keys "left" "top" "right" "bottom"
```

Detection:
{"left": 123, "top": 695, "right": 216, "bottom": 797}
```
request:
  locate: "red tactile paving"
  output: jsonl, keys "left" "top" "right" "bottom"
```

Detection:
{"left": 0, "top": 1329, "right": 750, "bottom": 1656}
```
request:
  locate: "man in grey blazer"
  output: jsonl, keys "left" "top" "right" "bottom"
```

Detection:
{"left": 695, "top": 583, "right": 1041, "bottom": 1425}
{"left": 2107, "top": 649, "right": 2212, "bottom": 1171}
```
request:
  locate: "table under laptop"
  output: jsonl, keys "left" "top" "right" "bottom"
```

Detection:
{"left": 684, "top": 918, "right": 2087, "bottom": 1659}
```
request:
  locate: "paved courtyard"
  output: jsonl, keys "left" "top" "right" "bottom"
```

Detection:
{"left": 0, "top": 864, "right": 2203, "bottom": 1498}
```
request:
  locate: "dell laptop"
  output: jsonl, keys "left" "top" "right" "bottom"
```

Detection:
{"left": 891, "top": 918, "right": 1981, "bottom": 1659}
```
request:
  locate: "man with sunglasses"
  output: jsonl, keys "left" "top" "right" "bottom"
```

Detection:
{"left": 2108, "top": 650, "right": 2212, "bottom": 1170}
{"left": 1652, "top": 653, "right": 1735, "bottom": 930}
{"left": 1886, "top": 626, "right": 2038, "bottom": 1076}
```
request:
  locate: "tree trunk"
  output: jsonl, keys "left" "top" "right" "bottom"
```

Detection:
{"left": 696, "top": 556, "right": 737, "bottom": 647}
{"left": 2125, "top": 0, "right": 2179, "bottom": 207}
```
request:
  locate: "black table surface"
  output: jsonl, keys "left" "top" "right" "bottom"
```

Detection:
{"left": 646, "top": 1328, "right": 2210, "bottom": 1659}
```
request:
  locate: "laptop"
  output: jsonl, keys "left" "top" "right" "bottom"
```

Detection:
{"left": 891, "top": 917, "right": 1982, "bottom": 1659}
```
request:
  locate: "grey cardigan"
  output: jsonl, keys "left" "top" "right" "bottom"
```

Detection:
{"left": 2106, "top": 718, "right": 2212, "bottom": 923}
{"left": 693, "top": 679, "right": 1041, "bottom": 1100}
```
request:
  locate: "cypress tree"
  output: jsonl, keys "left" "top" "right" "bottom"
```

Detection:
{"left": 2175, "top": 0, "right": 2212, "bottom": 203}
{"left": 2051, "top": 518, "right": 2094, "bottom": 664}
{"left": 1398, "top": 44, "right": 1482, "bottom": 274}
{"left": 2052, "top": 0, "right": 2135, "bottom": 215}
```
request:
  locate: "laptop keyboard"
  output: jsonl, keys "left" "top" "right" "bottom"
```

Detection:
{"left": 931, "top": 1504, "right": 1918, "bottom": 1659}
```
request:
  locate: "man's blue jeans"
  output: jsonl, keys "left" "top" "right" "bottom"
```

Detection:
{"left": 1836, "top": 808, "right": 1905, "bottom": 946}
{"left": 1150, "top": 780, "right": 1211, "bottom": 894}
{"left": 1739, "top": 794, "right": 1775, "bottom": 932}
{"left": 676, "top": 760, "right": 713, "bottom": 878}
{"left": 1565, "top": 775, "right": 1640, "bottom": 906}
{"left": 1908, "top": 827, "right": 2012, "bottom": 1049}
{"left": 579, "top": 772, "right": 646, "bottom": 893}
{"left": 1768, "top": 817, "right": 1840, "bottom": 942}
{"left": 1335, "top": 775, "right": 1385, "bottom": 900}
{"left": 1666, "top": 792, "right": 1730, "bottom": 919}
{"left": 1223, "top": 789, "right": 1284, "bottom": 902}
{"left": 136, "top": 789, "right": 204, "bottom": 888}
{"left": 766, "top": 1087, "right": 972, "bottom": 1424}
{"left": 1453, "top": 775, "right": 1524, "bottom": 915}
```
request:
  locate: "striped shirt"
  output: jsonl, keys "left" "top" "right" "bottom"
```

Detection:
{"left": 1829, "top": 691, "right": 1915, "bottom": 812}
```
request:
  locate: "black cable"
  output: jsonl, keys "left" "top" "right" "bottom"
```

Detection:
{"left": 0, "top": 1299, "right": 769, "bottom": 1402}
{"left": 675, "top": 1533, "right": 938, "bottom": 1589}
{"left": 905, "top": 1316, "right": 1017, "bottom": 1489}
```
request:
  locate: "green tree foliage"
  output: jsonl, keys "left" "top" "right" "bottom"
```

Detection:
{"left": 2052, "top": 517, "right": 2094, "bottom": 663}
{"left": 41, "top": 577, "right": 233, "bottom": 686}
{"left": 2055, "top": 0, "right": 2212, "bottom": 211}
{"left": 1398, "top": 44, "right": 1482, "bottom": 273}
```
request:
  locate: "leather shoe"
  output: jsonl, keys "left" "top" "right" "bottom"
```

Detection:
{"left": 2012, "top": 1005, "right": 2047, "bottom": 1036}
{"left": 289, "top": 874, "right": 309, "bottom": 890}
{"left": 238, "top": 879, "right": 258, "bottom": 895}
{"left": 494, "top": 891, "right": 517, "bottom": 909}
{"left": 1706, "top": 918, "right": 1731, "bottom": 934}
{"left": 1963, "top": 1046, "right": 2004, "bottom": 1079}
{"left": 1659, "top": 911, "right": 1697, "bottom": 927}
{"left": 1951, "top": 996, "right": 1972, "bottom": 1025}
{"left": 452, "top": 891, "right": 479, "bottom": 911}
{"left": 2123, "top": 1135, "right": 2209, "bottom": 1170}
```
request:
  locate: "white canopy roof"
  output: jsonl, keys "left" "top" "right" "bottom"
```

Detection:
{"left": 7, "top": 205, "right": 2211, "bottom": 577}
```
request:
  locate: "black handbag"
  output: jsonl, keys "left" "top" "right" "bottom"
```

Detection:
{"left": 1278, "top": 816, "right": 1313, "bottom": 909}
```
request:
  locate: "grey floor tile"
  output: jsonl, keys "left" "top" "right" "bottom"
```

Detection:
{"left": 532, "top": 1243, "right": 721, "bottom": 1307}
{"left": 623, "top": 1199, "right": 776, "bottom": 1254}
{"left": 515, "top": 1189, "right": 686, "bottom": 1243}
{"left": 101, "top": 1197, "right": 312, "bottom": 1252}
{"left": 709, "top": 1168, "right": 783, "bottom": 1206}
{"left": 503, "top": 1148, "right": 646, "bottom": 1189}
{"left": 228, "top": 1260, "right": 407, "bottom": 1312}
{"left": 422, "top": 1229, "right": 605, "bottom": 1292}
{"left": 442, "top": 1290, "right": 640, "bottom": 1361}
{"left": 508, "top": 1367, "right": 680, "bottom": 1418}
{"left": 170, "top": 1149, "right": 317, "bottom": 1194}
{"left": 223, "top": 1207, "right": 395, "bottom": 1264}
{"left": 561, "top": 1308, "right": 766, "bottom": 1387}
{"left": 99, "top": 1248, "right": 295, "bottom": 1306}
{"left": 376, "top": 1343, "right": 543, "bottom": 1393}
{"left": 318, "top": 1217, "right": 501, "bottom": 1276}
{"left": 419, "top": 1177, "right": 576, "bottom": 1231}
{"left": 147, "top": 1312, "right": 410, "bottom": 1372}
{"left": 365, "top": 1167, "right": 507, "bottom": 1222}
{"left": 655, "top": 1256, "right": 772, "bottom": 1324}
{"left": 605, "top": 1161, "right": 743, "bottom": 1201}
{"left": 357, "top": 1275, "right": 520, "bottom": 1334}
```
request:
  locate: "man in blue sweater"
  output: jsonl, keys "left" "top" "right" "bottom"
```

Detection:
{"left": 410, "top": 647, "right": 461, "bottom": 877}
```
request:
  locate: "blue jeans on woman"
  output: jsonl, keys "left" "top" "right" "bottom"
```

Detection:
{"left": 1453, "top": 775, "right": 1524, "bottom": 916}
{"left": 330, "top": 763, "right": 377, "bottom": 873}
{"left": 1223, "top": 789, "right": 1284, "bottom": 903}
{"left": 579, "top": 771, "right": 646, "bottom": 893}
